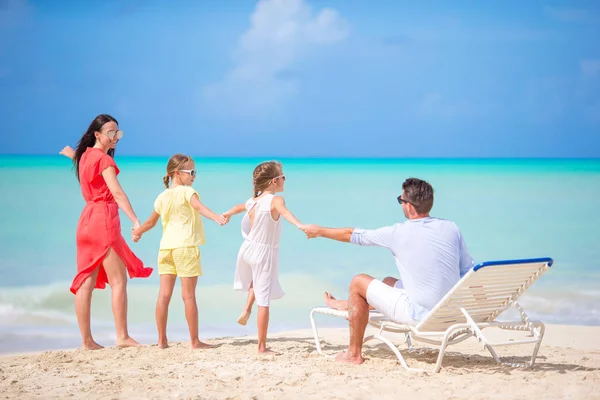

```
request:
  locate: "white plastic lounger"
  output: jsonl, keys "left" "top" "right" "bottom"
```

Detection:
{"left": 310, "top": 257, "right": 553, "bottom": 373}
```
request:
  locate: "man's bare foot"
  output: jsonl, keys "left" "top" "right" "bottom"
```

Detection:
{"left": 158, "top": 340, "right": 169, "bottom": 349}
{"left": 324, "top": 291, "right": 348, "bottom": 311}
{"left": 237, "top": 311, "right": 251, "bottom": 326}
{"left": 335, "top": 350, "right": 364, "bottom": 365}
{"left": 258, "top": 347, "right": 281, "bottom": 356}
{"left": 81, "top": 340, "right": 104, "bottom": 350}
{"left": 191, "top": 340, "right": 214, "bottom": 349}
{"left": 116, "top": 336, "right": 144, "bottom": 348}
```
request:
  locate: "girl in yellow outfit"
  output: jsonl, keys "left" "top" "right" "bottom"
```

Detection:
{"left": 133, "top": 154, "right": 227, "bottom": 349}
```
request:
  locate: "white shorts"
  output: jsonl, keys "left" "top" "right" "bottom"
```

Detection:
{"left": 366, "top": 279, "right": 417, "bottom": 325}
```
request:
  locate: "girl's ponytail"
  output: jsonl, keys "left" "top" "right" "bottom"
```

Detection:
{"left": 164, "top": 154, "right": 193, "bottom": 188}
{"left": 252, "top": 161, "right": 282, "bottom": 198}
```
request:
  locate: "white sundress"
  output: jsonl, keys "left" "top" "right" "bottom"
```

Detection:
{"left": 233, "top": 194, "right": 284, "bottom": 307}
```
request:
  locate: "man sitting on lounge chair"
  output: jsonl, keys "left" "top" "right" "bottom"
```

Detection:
{"left": 303, "top": 177, "right": 475, "bottom": 365}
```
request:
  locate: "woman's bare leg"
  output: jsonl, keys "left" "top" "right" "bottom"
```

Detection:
{"left": 75, "top": 267, "right": 103, "bottom": 350}
{"left": 156, "top": 274, "right": 176, "bottom": 348}
{"left": 103, "top": 248, "right": 142, "bottom": 347}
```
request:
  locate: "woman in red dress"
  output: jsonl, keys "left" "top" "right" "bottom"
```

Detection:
{"left": 61, "top": 114, "right": 153, "bottom": 349}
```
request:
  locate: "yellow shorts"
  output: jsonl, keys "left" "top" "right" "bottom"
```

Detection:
{"left": 157, "top": 247, "right": 202, "bottom": 277}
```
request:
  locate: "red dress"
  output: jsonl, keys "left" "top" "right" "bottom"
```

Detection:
{"left": 70, "top": 147, "right": 153, "bottom": 294}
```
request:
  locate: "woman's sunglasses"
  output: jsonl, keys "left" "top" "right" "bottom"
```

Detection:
{"left": 104, "top": 130, "right": 124, "bottom": 140}
{"left": 179, "top": 169, "right": 197, "bottom": 177}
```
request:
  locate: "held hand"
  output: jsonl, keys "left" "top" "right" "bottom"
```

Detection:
{"left": 131, "top": 228, "right": 142, "bottom": 242}
{"left": 215, "top": 214, "right": 228, "bottom": 226}
{"left": 59, "top": 145, "right": 75, "bottom": 159}
{"left": 131, "top": 221, "right": 142, "bottom": 242}
{"left": 302, "top": 224, "right": 321, "bottom": 239}
{"left": 222, "top": 214, "right": 231, "bottom": 225}
{"left": 132, "top": 232, "right": 142, "bottom": 243}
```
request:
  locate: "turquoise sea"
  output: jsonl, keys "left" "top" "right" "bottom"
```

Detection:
{"left": 1, "top": 156, "right": 599, "bottom": 354}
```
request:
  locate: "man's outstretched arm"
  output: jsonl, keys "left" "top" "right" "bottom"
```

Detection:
{"left": 304, "top": 225, "right": 354, "bottom": 243}
{"left": 304, "top": 224, "right": 395, "bottom": 248}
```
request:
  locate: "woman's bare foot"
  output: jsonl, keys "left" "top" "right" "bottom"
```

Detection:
{"left": 237, "top": 311, "right": 251, "bottom": 326}
{"left": 116, "top": 336, "right": 144, "bottom": 348}
{"left": 335, "top": 350, "right": 364, "bottom": 365}
{"left": 324, "top": 292, "right": 348, "bottom": 311}
{"left": 81, "top": 339, "right": 104, "bottom": 350}
{"left": 191, "top": 339, "right": 214, "bottom": 349}
{"left": 258, "top": 347, "right": 281, "bottom": 356}
{"left": 158, "top": 340, "right": 169, "bottom": 349}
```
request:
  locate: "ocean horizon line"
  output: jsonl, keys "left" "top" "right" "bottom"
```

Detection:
{"left": 2, "top": 154, "right": 600, "bottom": 162}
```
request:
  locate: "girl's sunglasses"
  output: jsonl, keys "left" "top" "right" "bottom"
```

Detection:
{"left": 180, "top": 169, "right": 197, "bottom": 177}
{"left": 274, "top": 174, "right": 286, "bottom": 181}
{"left": 104, "top": 130, "right": 124, "bottom": 140}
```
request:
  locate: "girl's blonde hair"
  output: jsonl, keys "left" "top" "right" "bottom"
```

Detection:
{"left": 163, "top": 153, "right": 193, "bottom": 188}
{"left": 252, "top": 161, "right": 282, "bottom": 197}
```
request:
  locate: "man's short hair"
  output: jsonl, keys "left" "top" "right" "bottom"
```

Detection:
{"left": 402, "top": 178, "right": 434, "bottom": 214}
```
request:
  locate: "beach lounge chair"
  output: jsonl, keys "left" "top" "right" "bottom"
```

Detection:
{"left": 310, "top": 257, "right": 553, "bottom": 373}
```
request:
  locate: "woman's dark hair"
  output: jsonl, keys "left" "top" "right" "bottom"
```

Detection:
{"left": 73, "top": 114, "right": 118, "bottom": 181}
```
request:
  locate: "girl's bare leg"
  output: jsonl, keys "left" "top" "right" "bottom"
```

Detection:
{"left": 181, "top": 276, "right": 212, "bottom": 349}
{"left": 103, "top": 248, "right": 142, "bottom": 347}
{"left": 237, "top": 282, "right": 255, "bottom": 325}
{"left": 257, "top": 305, "right": 279, "bottom": 355}
{"left": 156, "top": 274, "right": 176, "bottom": 348}
{"left": 75, "top": 267, "right": 103, "bottom": 350}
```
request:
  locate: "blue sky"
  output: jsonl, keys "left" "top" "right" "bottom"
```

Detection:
{"left": 1, "top": 0, "right": 599, "bottom": 157}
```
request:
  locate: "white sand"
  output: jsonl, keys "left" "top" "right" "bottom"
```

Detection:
{"left": 1, "top": 324, "right": 599, "bottom": 399}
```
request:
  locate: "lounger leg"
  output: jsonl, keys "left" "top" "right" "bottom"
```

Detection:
{"left": 432, "top": 326, "right": 462, "bottom": 373}
{"left": 310, "top": 309, "right": 329, "bottom": 357}
{"left": 363, "top": 334, "right": 425, "bottom": 373}
{"left": 529, "top": 322, "right": 545, "bottom": 367}
{"left": 512, "top": 302, "right": 546, "bottom": 368}
{"left": 406, "top": 333, "right": 414, "bottom": 351}
{"left": 484, "top": 344, "right": 502, "bottom": 364}
{"left": 458, "top": 308, "right": 507, "bottom": 366}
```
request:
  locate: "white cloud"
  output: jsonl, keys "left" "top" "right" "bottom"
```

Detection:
{"left": 202, "top": 0, "right": 349, "bottom": 117}
{"left": 580, "top": 59, "right": 600, "bottom": 77}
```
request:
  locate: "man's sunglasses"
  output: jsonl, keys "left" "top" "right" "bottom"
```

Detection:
{"left": 179, "top": 169, "right": 197, "bottom": 177}
{"left": 397, "top": 195, "right": 415, "bottom": 206}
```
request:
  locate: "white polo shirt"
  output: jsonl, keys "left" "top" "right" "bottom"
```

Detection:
{"left": 351, "top": 217, "right": 475, "bottom": 320}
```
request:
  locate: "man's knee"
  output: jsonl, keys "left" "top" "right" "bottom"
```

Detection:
{"left": 349, "top": 274, "right": 374, "bottom": 296}
{"left": 382, "top": 276, "right": 398, "bottom": 287}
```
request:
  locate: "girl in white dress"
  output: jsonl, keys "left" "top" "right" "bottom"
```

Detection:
{"left": 223, "top": 161, "right": 306, "bottom": 354}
